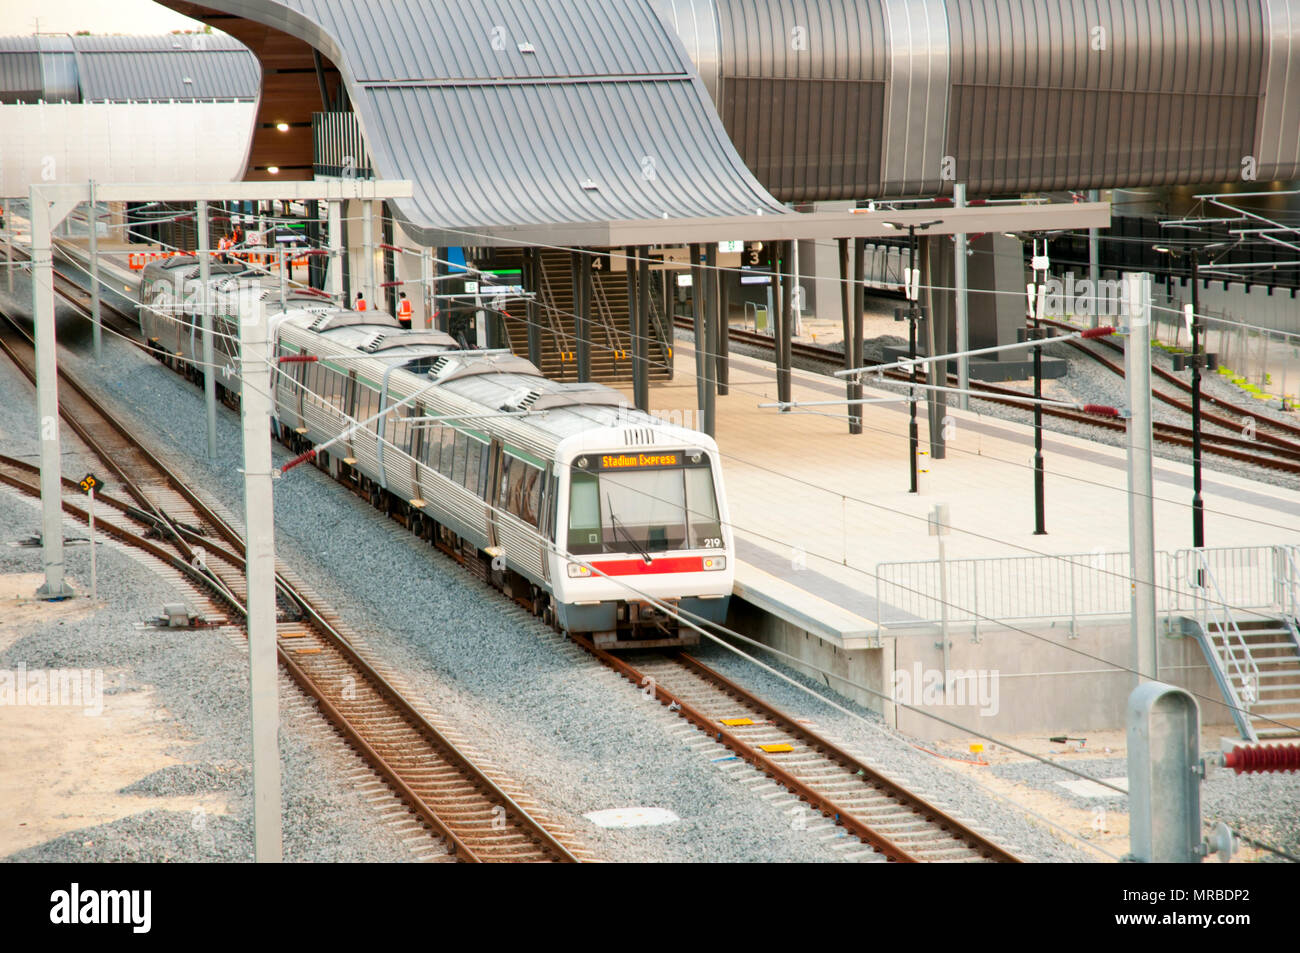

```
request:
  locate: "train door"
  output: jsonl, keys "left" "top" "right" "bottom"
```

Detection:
{"left": 485, "top": 438, "right": 503, "bottom": 549}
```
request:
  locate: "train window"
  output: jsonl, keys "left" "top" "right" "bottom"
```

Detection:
{"left": 567, "top": 470, "right": 601, "bottom": 553}
{"left": 684, "top": 466, "right": 722, "bottom": 548}
{"left": 480, "top": 445, "right": 492, "bottom": 500}
{"left": 439, "top": 427, "right": 456, "bottom": 477}
{"left": 497, "top": 455, "right": 513, "bottom": 512}
{"left": 451, "top": 431, "right": 468, "bottom": 486}
{"left": 522, "top": 465, "right": 541, "bottom": 527}
{"left": 465, "top": 439, "right": 482, "bottom": 495}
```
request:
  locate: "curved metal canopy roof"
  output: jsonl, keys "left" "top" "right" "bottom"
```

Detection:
{"left": 157, "top": 0, "right": 789, "bottom": 246}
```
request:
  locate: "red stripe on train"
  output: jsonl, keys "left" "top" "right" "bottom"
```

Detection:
{"left": 590, "top": 556, "right": 705, "bottom": 575}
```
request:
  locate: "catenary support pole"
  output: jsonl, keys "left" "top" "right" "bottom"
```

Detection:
{"left": 690, "top": 243, "right": 705, "bottom": 415}
{"left": 838, "top": 239, "right": 855, "bottom": 433}
{"left": 852, "top": 237, "right": 866, "bottom": 434}
{"left": 525, "top": 247, "right": 541, "bottom": 364}
{"left": 88, "top": 181, "right": 102, "bottom": 361}
{"left": 239, "top": 300, "right": 283, "bottom": 863}
{"left": 703, "top": 243, "right": 718, "bottom": 435}
{"left": 1088, "top": 189, "right": 1101, "bottom": 328}
{"left": 31, "top": 188, "right": 74, "bottom": 599}
{"left": 197, "top": 199, "right": 217, "bottom": 461}
{"left": 717, "top": 253, "right": 729, "bottom": 396}
{"left": 1126, "top": 272, "right": 1158, "bottom": 684}
{"left": 327, "top": 200, "right": 343, "bottom": 301}
{"left": 1190, "top": 253, "right": 1205, "bottom": 549}
{"left": 954, "top": 184, "right": 970, "bottom": 409}
{"left": 636, "top": 246, "right": 650, "bottom": 412}
{"left": 361, "top": 199, "right": 375, "bottom": 305}
{"left": 420, "top": 247, "right": 432, "bottom": 330}
{"left": 779, "top": 241, "right": 793, "bottom": 407}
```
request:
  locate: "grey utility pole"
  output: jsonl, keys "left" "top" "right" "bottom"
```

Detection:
{"left": 362, "top": 200, "right": 375, "bottom": 306}
{"left": 1125, "top": 272, "right": 1158, "bottom": 683}
{"left": 953, "top": 184, "right": 970, "bottom": 410}
{"left": 239, "top": 299, "right": 283, "bottom": 863}
{"left": 30, "top": 186, "right": 75, "bottom": 599}
{"left": 328, "top": 200, "right": 343, "bottom": 301}
{"left": 88, "top": 181, "right": 102, "bottom": 362}
{"left": 197, "top": 199, "right": 217, "bottom": 461}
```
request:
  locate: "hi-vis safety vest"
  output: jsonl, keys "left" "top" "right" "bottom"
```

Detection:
{"left": 356, "top": 297, "right": 367, "bottom": 311}
{"left": 398, "top": 299, "right": 412, "bottom": 319}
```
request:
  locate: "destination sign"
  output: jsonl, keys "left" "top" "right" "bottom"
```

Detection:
{"left": 599, "top": 452, "right": 680, "bottom": 470}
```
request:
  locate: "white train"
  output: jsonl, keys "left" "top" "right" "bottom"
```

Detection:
{"left": 138, "top": 255, "right": 733, "bottom": 648}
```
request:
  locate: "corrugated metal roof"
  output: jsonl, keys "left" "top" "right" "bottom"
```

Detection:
{"left": 73, "top": 33, "right": 261, "bottom": 101}
{"left": 0, "top": 37, "right": 41, "bottom": 102}
{"left": 196, "top": 0, "right": 785, "bottom": 243}
{"left": 0, "top": 32, "right": 260, "bottom": 103}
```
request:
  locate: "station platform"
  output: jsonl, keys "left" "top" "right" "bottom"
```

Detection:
{"left": 611, "top": 341, "right": 1300, "bottom": 648}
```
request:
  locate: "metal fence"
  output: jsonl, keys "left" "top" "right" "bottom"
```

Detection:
{"left": 874, "top": 545, "right": 1298, "bottom": 635}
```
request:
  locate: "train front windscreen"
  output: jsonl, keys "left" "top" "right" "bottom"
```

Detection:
{"left": 567, "top": 451, "right": 722, "bottom": 556}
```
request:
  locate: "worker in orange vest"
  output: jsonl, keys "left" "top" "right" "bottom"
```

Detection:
{"left": 397, "top": 292, "right": 412, "bottom": 329}
{"left": 355, "top": 291, "right": 368, "bottom": 312}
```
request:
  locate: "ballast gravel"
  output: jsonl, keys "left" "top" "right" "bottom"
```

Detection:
{"left": 0, "top": 488, "right": 414, "bottom": 864}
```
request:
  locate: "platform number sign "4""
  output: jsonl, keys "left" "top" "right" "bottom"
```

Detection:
{"left": 78, "top": 473, "right": 102, "bottom": 496}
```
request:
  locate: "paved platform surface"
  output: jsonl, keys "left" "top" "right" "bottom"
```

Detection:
{"left": 612, "top": 342, "right": 1300, "bottom": 644}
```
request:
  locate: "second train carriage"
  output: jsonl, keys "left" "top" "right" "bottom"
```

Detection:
{"left": 139, "top": 264, "right": 733, "bottom": 648}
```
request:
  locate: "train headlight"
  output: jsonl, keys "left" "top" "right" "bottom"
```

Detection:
{"left": 567, "top": 563, "right": 592, "bottom": 578}
{"left": 702, "top": 556, "right": 726, "bottom": 571}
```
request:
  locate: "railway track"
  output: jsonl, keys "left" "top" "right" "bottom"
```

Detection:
{"left": 571, "top": 637, "right": 1019, "bottom": 862}
{"left": 688, "top": 317, "right": 1300, "bottom": 475}
{"left": 4, "top": 241, "right": 1026, "bottom": 861}
{"left": 0, "top": 306, "right": 581, "bottom": 863}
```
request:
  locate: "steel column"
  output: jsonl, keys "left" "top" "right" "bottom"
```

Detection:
{"left": 30, "top": 189, "right": 74, "bottom": 599}
{"left": 636, "top": 246, "right": 651, "bottom": 412}
{"left": 717, "top": 251, "right": 729, "bottom": 396}
{"left": 1126, "top": 273, "right": 1158, "bottom": 683}
{"left": 327, "top": 199, "right": 343, "bottom": 300}
{"left": 4, "top": 198, "right": 11, "bottom": 294}
{"left": 239, "top": 300, "right": 283, "bottom": 863}
{"left": 923, "top": 236, "right": 945, "bottom": 460}
{"left": 852, "top": 238, "right": 866, "bottom": 435}
{"left": 690, "top": 244, "right": 705, "bottom": 415}
{"left": 1190, "top": 255, "right": 1205, "bottom": 549}
{"left": 420, "top": 248, "right": 432, "bottom": 330}
{"left": 1088, "top": 189, "right": 1101, "bottom": 328}
{"left": 703, "top": 244, "right": 718, "bottom": 435}
{"left": 575, "top": 251, "right": 592, "bottom": 382}
{"left": 954, "top": 184, "right": 970, "bottom": 410}
{"left": 779, "top": 241, "right": 793, "bottom": 407}
{"left": 361, "top": 200, "right": 375, "bottom": 306}
{"left": 525, "top": 247, "right": 541, "bottom": 364}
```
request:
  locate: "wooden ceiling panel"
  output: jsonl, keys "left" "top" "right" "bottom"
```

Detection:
{"left": 159, "top": 1, "right": 340, "bottom": 182}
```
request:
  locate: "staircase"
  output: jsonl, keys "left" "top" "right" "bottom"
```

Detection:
{"left": 1182, "top": 548, "right": 1300, "bottom": 741}
{"left": 492, "top": 248, "right": 673, "bottom": 384}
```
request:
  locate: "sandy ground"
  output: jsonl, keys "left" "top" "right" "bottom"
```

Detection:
{"left": 932, "top": 728, "right": 1271, "bottom": 863}
{"left": 0, "top": 572, "right": 232, "bottom": 855}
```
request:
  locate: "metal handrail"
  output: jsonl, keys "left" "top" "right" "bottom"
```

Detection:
{"left": 646, "top": 285, "right": 672, "bottom": 361}
{"left": 1188, "top": 548, "right": 1260, "bottom": 710}
{"left": 535, "top": 254, "right": 576, "bottom": 355}
{"left": 1279, "top": 544, "right": 1300, "bottom": 621}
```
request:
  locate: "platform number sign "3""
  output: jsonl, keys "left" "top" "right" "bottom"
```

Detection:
{"left": 78, "top": 474, "right": 102, "bottom": 496}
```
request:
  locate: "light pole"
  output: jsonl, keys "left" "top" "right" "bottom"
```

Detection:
{"left": 1154, "top": 241, "right": 1227, "bottom": 550}
{"left": 884, "top": 219, "right": 942, "bottom": 493}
